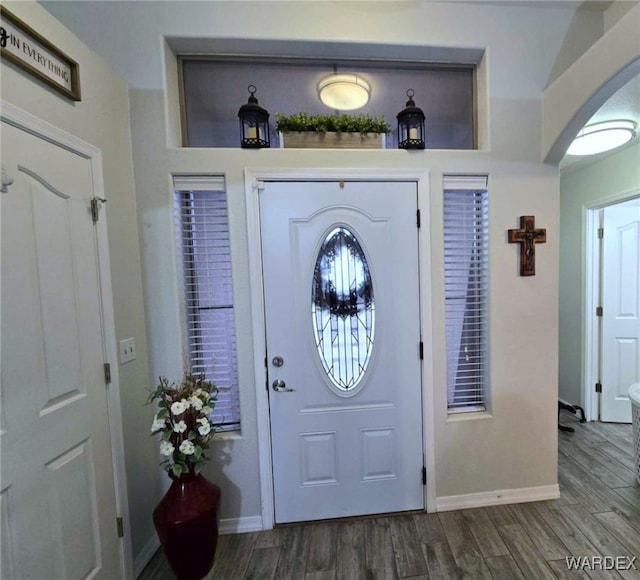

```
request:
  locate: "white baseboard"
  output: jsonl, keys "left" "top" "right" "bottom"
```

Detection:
{"left": 436, "top": 484, "right": 560, "bottom": 512}
{"left": 220, "top": 515, "right": 264, "bottom": 535}
{"left": 133, "top": 534, "right": 160, "bottom": 578}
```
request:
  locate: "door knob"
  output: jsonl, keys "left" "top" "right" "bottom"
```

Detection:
{"left": 272, "top": 379, "right": 295, "bottom": 392}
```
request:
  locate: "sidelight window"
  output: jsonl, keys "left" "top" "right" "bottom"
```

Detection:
{"left": 444, "top": 176, "right": 489, "bottom": 413}
{"left": 174, "top": 176, "right": 240, "bottom": 430}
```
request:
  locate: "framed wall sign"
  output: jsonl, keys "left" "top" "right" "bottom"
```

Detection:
{"left": 0, "top": 6, "right": 81, "bottom": 101}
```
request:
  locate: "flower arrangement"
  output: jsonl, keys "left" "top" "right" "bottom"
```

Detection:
{"left": 148, "top": 372, "right": 220, "bottom": 478}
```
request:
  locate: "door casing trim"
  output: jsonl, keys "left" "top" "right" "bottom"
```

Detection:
{"left": 0, "top": 100, "right": 134, "bottom": 579}
{"left": 583, "top": 189, "right": 640, "bottom": 421}
{"left": 244, "top": 168, "right": 435, "bottom": 530}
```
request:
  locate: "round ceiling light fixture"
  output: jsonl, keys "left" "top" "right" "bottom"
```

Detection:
{"left": 567, "top": 120, "right": 637, "bottom": 156}
{"left": 318, "top": 74, "right": 370, "bottom": 111}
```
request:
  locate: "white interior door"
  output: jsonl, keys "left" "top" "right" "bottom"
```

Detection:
{"left": 261, "top": 180, "right": 424, "bottom": 524}
{"left": 601, "top": 197, "right": 640, "bottom": 423}
{"left": 1, "top": 120, "right": 121, "bottom": 578}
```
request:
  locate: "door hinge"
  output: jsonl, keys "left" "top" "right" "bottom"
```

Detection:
{"left": 595, "top": 382, "right": 602, "bottom": 393}
{"left": 419, "top": 341, "right": 424, "bottom": 360}
{"left": 597, "top": 227, "right": 604, "bottom": 239}
{"left": 416, "top": 209, "right": 421, "bottom": 229}
{"left": 116, "top": 517, "right": 124, "bottom": 538}
{"left": 104, "top": 363, "right": 112, "bottom": 384}
{"left": 91, "top": 198, "right": 100, "bottom": 222}
{"left": 422, "top": 466, "right": 427, "bottom": 486}
{"left": 596, "top": 306, "right": 603, "bottom": 317}
{"left": 90, "top": 197, "right": 107, "bottom": 223}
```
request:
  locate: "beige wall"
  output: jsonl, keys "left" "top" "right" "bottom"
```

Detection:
{"left": 542, "top": 3, "right": 640, "bottom": 163}
{"left": 130, "top": 87, "right": 561, "bottom": 507}
{"left": 11, "top": 1, "right": 636, "bottom": 572}
{"left": 34, "top": 0, "right": 611, "bottom": 559}
{"left": 1, "top": 1, "right": 158, "bottom": 564}
{"left": 120, "top": 0, "right": 569, "bottom": 514}
{"left": 604, "top": 0, "right": 639, "bottom": 32}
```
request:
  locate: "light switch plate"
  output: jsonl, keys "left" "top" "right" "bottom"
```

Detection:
{"left": 119, "top": 337, "right": 136, "bottom": 364}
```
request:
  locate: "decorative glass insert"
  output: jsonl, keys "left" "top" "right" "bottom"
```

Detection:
{"left": 312, "top": 227, "right": 375, "bottom": 391}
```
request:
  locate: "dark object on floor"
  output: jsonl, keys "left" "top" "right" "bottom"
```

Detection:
{"left": 558, "top": 401, "right": 586, "bottom": 432}
{"left": 153, "top": 473, "right": 221, "bottom": 580}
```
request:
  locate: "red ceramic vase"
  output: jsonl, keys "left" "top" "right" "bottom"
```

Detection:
{"left": 153, "top": 473, "right": 221, "bottom": 580}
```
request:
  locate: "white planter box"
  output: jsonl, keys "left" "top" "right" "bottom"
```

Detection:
{"left": 279, "top": 131, "right": 386, "bottom": 149}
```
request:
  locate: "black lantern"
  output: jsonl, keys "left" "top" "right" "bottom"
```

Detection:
{"left": 397, "top": 89, "right": 425, "bottom": 149}
{"left": 238, "top": 85, "right": 270, "bottom": 149}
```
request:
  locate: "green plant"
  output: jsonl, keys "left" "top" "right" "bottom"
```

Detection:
{"left": 275, "top": 112, "right": 391, "bottom": 134}
{"left": 147, "top": 371, "right": 220, "bottom": 477}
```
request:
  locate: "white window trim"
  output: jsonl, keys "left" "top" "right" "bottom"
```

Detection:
{"left": 173, "top": 175, "right": 241, "bottom": 431}
{"left": 443, "top": 175, "right": 489, "bottom": 414}
{"left": 1, "top": 101, "right": 134, "bottom": 578}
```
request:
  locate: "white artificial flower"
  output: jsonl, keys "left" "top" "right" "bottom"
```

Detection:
{"left": 159, "top": 441, "right": 175, "bottom": 456}
{"left": 151, "top": 416, "right": 165, "bottom": 432}
{"left": 195, "top": 388, "right": 204, "bottom": 397}
{"left": 202, "top": 406, "right": 212, "bottom": 414}
{"left": 179, "top": 440, "right": 195, "bottom": 455}
{"left": 197, "top": 420, "right": 211, "bottom": 436}
{"left": 190, "top": 396, "right": 203, "bottom": 411}
{"left": 170, "top": 400, "right": 186, "bottom": 415}
{"left": 173, "top": 420, "right": 187, "bottom": 433}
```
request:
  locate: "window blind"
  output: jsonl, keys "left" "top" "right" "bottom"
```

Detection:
{"left": 443, "top": 176, "right": 489, "bottom": 413}
{"left": 174, "top": 178, "right": 240, "bottom": 430}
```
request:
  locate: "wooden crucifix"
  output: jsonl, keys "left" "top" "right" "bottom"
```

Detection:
{"left": 508, "top": 215, "right": 547, "bottom": 276}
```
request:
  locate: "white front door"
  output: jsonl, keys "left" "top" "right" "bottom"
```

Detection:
{"left": 601, "top": 197, "right": 640, "bottom": 423}
{"left": 261, "top": 180, "right": 424, "bottom": 524}
{"left": 1, "top": 120, "right": 121, "bottom": 578}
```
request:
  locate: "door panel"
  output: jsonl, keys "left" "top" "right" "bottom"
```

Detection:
{"left": 1, "top": 121, "right": 120, "bottom": 579}
{"left": 261, "top": 181, "right": 424, "bottom": 523}
{"left": 45, "top": 441, "right": 101, "bottom": 579}
{"left": 602, "top": 197, "right": 640, "bottom": 423}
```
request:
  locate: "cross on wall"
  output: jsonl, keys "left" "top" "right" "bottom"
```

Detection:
{"left": 508, "top": 216, "right": 547, "bottom": 276}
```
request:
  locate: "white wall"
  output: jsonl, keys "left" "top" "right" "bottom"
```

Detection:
{"left": 542, "top": 3, "right": 640, "bottom": 163}
{"left": 559, "top": 141, "right": 640, "bottom": 407}
{"left": 101, "top": 1, "right": 568, "bottom": 510}
{"left": 130, "top": 92, "right": 561, "bottom": 506}
{"left": 547, "top": 4, "right": 604, "bottom": 85}
{"left": 1, "top": 1, "right": 158, "bottom": 565}
{"left": 43, "top": 1, "right": 575, "bottom": 94}
{"left": 37, "top": 0, "right": 600, "bottom": 534}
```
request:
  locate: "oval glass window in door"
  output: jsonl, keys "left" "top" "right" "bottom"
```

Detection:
{"left": 312, "top": 226, "right": 375, "bottom": 392}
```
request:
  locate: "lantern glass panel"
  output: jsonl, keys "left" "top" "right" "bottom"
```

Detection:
{"left": 239, "top": 97, "right": 270, "bottom": 149}
{"left": 397, "top": 98, "right": 425, "bottom": 149}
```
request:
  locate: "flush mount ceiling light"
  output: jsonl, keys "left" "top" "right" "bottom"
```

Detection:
{"left": 318, "top": 74, "right": 370, "bottom": 111}
{"left": 567, "top": 120, "right": 637, "bottom": 156}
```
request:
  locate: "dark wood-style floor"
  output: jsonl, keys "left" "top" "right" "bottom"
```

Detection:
{"left": 139, "top": 416, "right": 640, "bottom": 579}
